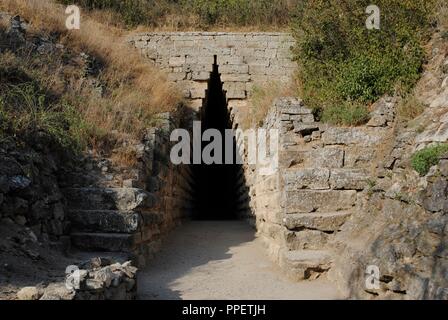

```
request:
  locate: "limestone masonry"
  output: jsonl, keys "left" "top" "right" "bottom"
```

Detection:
{"left": 127, "top": 32, "right": 297, "bottom": 111}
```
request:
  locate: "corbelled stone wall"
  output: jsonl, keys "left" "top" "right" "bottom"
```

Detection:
{"left": 127, "top": 32, "right": 296, "bottom": 112}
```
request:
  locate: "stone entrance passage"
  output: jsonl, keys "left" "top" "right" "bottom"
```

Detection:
{"left": 190, "top": 57, "right": 242, "bottom": 220}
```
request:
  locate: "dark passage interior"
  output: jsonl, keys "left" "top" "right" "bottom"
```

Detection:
{"left": 190, "top": 57, "right": 243, "bottom": 220}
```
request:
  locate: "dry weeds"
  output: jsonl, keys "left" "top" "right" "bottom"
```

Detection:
{"left": 0, "top": 0, "right": 183, "bottom": 140}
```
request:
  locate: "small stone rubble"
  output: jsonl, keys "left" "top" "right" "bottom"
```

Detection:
{"left": 17, "top": 258, "right": 138, "bottom": 300}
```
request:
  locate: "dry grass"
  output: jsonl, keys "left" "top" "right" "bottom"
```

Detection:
{"left": 0, "top": 0, "right": 183, "bottom": 140}
{"left": 435, "top": 0, "right": 448, "bottom": 30}
{"left": 241, "top": 81, "right": 297, "bottom": 129}
{"left": 397, "top": 93, "right": 425, "bottom": 121}
{"left": 133, "top": 22, "right": 287, "bottom": 33}
{"left": 55, "top": 0, "right": 293, "bottom": 32}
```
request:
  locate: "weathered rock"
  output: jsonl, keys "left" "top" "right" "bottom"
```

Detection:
{"left": 293, "top": 122, "right": 319, "bottom": 136}
{"left": 322, "top": 127, "right": 386, "bottom": 146}
{"left": 40, "top": 283, "right": 75, "bottom": 300}
{"left": 68, "top": 210, "right": 142, "bottom": 233}
{"left": 85, "top": 279, "right": 105, "bottom": 291}
{"left": 92, "top": 266, "right": 115, "bottom": 287}
{"left": 64, "top": 187, "right": 156, "bottom": 211}
{"left": 284, "top": 212, "right": 352, "bottom": 232}
{"left": 17, "top": 287, "right": 42, "bottom": 300}
{"left": 284, "top": 230, "right": 330, "bottom": 250}
{"left": 330, "top": 169, "right": 370, "bottom": 190}
{"left": 8, "top": 175, "right": 31, "bottom": 190}
{"left": 310, "top": 147, "right": 344, "bottom": 168}
{"left": 367, "top": 97, "right": 395, "bottom": 127}
{"left": 14, "top": 215, "right": 27, "bottom": 226}
{"left": 71, "top": 233, "right": 135, "bottom": 252}
{"left": 283, "top": 168, "right": 330, "bottom": 190}
{"left": 280, "top": 250, "right": 332, "bottom": 281}
{"left": 423, "top": 177, "right": 448, "bottom": 213}
{"left": 284, "top": 190, "right": 357, "bottom": 213}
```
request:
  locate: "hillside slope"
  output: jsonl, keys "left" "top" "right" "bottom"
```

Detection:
{"left": 329, "top": 31, "right": 448, "bottom": 300}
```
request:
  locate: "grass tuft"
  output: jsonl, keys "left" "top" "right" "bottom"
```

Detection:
{"left": 320, "top": 102, "right": 370, "bottom": 126}
{"left": 411, "top": 144, "right": 448, "bottom": 176}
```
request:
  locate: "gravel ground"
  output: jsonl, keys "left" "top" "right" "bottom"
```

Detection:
{"left": 138, "top": 221, "right": 343, "bottom": 300}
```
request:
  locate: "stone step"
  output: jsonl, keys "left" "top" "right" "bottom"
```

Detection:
{"left": 71, "top": 232, "right": 136, "bottom": 252}
{"left": 283, "top": 211, "right": 352, "bottom": 232}
{"left": 283, "top": 168, "right": 330, "bottom": 190}
{"left": 69, "top": 210, "right": 141, "bottom": 233}
{"left": 70, "top": 250, "right": 134, "bottom": 265}
{"left": 283, "top": 190, "right": 357, "bottom": 213}
{"left": 284, "top": 229, "right": 330, "bottom": 251}
{"left": 68, "top": 210, "right": 163, "bottom": 234}
{"left": 283, "top": 168, "right": 370, "bottom": 191}
{"left": 280, "top": 250, "right": 333, "bottom": 281}
{"left": 64, "top": 187, "right": 156, "bottom": 211}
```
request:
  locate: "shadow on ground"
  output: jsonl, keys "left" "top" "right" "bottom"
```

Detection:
{"left": 138, "top": 221, "right": 255, "bottom": 300}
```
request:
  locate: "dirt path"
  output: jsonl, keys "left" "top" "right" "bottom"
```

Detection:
{"left": 138, "top": 221, "right": 343, "bottom": 300}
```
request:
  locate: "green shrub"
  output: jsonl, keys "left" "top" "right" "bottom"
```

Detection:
{"left": 292, "top": 0, "right": 436, "bottom": 126}
{"left": 411, "top": 144, "right": 448, "bottom": 176}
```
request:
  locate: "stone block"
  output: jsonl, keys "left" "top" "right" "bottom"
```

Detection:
{"left": 244, "top": 56, "right": 270, "bottom": 66}
{"left": 322, "top": 127, "right": 386, "bottom": 146}
{"left": 221, "top": 74, "right": 251, "bottom": 82}
{"left": 218, "top": 56, "right": 244, "bottom": 65}
{"left": 64, "top": 188, "right": 156, "bottom": 211}
{"left": 191, "top": 71, "right": 210, "bottom": 81}
{"left": 293, "top": 122, "right": 320, "bottom": 136}
{"left": 168, "top": 56, "right": 186, "bottom": 67}
{"left": 219, "top": 64, "right": 249, "bottom": 74}
{"left": 68, "top": 210, "right": 141, "bottom": 233}
{"left": 330, "top": 169, "right": 370, "bottom": 190}
{"left": 280, "top": 250, "right": 332, "bottom": 281}
{"left": 284, "top": 212, "right": 352, "bottom": 232}
{"left": 223, "top": 82, "right": 246, "bottom": 99}
{"left": 226, "top": 90, "right": 246, "bottom": 99}
{"left": 344, "top": 146, "right": 376, "bottom": 168}
{"left": 284, "top": 190, "right": 357, "bottom": 213}
{"left": 246, "top": 41, "right": 268, "bottom": 49}
{"left": 283, "top": 168, "right": 330, "bottom": 190}
{"left": 167, "top": 72, "right": 186, "bottom": 81}
{"left": 284, "top": 230, "right": 330, "bottom": 250}
{"left": 249, "top": 65, "right": 268, "bottom": 75}
{"left": 309, "top": 147, "right": 344, "bottom": 168}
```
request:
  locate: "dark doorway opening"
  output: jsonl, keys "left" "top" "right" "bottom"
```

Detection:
{"left": 190, "top": 57, "right": 242, "bottom": 220}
